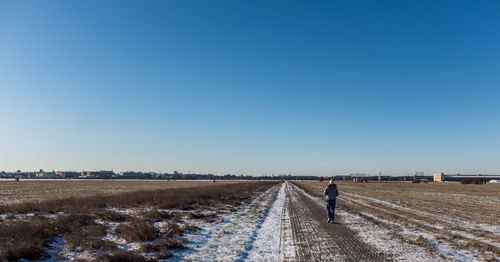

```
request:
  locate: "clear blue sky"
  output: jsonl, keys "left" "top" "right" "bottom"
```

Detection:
{"left": 1, "top": 0, "right": 499, "bottom": 176}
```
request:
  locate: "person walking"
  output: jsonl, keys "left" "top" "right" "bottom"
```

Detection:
{"left": 324, "top": 179, "right": 339, "bottom": 224}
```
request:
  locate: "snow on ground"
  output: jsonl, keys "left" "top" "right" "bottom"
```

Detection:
{"left": 39, "top": 237, "right": 65, "bottom": 262}
{"left": 294, "top": 186, "right": 445, "bottom": 261}
{"left": 15, "top": 181, "right": 497, "bottom": 261}
{"left": 337, "top": 210, "right": 446, "bottom": 262}
{"left": 170, "top": 184, "right": 282, "bottom": 261}
{"left": 245, "top": 183, "right": 286, "bottom": 261}
{"left": 334, "top": 191, "right": 500, "bottom": 261}
{"left": 340, "top": 193, "right": 500, "bottom": 255}
{"left": 58, "top": 249, "right": 94, "bottom": 262}
{"left": 279, "top": 190, "right": 296, "bottom": 262}
{"left": 341, "top": 197, "right": 496, "bottom": 261}
{"left": 343, "top": 191, "right": 500, "bottom": 235}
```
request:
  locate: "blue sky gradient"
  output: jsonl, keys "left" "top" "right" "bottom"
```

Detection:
{"left": 1, "top": 0, "right": 499, "bottom": 175}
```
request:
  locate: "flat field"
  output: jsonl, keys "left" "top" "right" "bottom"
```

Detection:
{"left": 0, "top": 180, "right": 278, "bottom": 261}
{"left": 2, "top": 180, "right": 499, "bottom": 261}
{"left": 0, "top": 180, "right": 245, "bottom": 205}
{"left": 294, "top": 181, "right": 500, "bottom": 261}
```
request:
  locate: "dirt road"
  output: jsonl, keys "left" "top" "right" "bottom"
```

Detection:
{"left": 284, "top": 182, "right": 390, "bottom": 262}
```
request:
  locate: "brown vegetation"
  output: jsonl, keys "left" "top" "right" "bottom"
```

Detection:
{"left": 94, "top": 250, "right": 145, "bottom": 262}
{"left": 94, "top": 209, "right": 131, "bottom": 222}
{"left": 142, "top": 209, "right": 174, "bottom": 222}
{"left": 0, "top": 181, "right": 275, "bottom": 214}
{"left": 115, "top": 219, "right": 160, "bottom": 242}
{"left": 0, "top": 180, "right": 247, "bottom": 205}
{"left": 0, "top": 181, "right": 278, "bottom": 261}
{"left": 0, "top": 217, "right": 52, "bottom": 261}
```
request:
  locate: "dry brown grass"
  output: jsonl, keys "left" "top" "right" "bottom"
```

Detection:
{"left": 0, "top": 212, "right": 117, "bottom": 261}
{"left": 142, "top": 209, "right": 174, "bottom": 222}
{"left": 94, "top": 209, "right": 131, "bottom": 222}
{"left": 0, "top": 181, "right": 275, "bottom": 214}
{"left": 0, "top": 217, "right": 53, "bottom": 261}
{"left": 0, "top": 181, "right": 277, "bottom": 261}
{"left": 65, "top": 230, "right": 117, "bottom": 252}
{"left": 0, "top": 180, "right": 249, "bottom": 205}
{"left": 140, "top": 239, "right": 186, "bottom": 260}
{"left": 185, "top": 211, "right": 217, "bottom": 220}
{"left": 94, "top": 250, "right": 145, "bottom": 262}
{"left": 115, "top": 219, "right": 160, "bottom": 242}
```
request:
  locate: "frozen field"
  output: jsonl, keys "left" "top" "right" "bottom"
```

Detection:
{"left": 0, "top": 180, "right": 499, "bottom": 261}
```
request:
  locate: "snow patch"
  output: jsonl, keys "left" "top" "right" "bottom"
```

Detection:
{"left": 245, "top": 183, "right": 286, "bottom": 261}
{"left": 170, "top": 184, "right": 282, "bottom": 261}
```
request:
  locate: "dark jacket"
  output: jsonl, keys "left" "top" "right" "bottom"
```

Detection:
{"left": 324, "top": 183, "right": 339, "bottom": 202}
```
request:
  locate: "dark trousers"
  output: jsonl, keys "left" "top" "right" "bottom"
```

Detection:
{"left": 326, "top": 200, "right": 336, "bottom": 221}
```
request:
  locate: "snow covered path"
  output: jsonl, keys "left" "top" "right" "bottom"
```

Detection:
{"left": 176, "top": 184, "right": 283, "bottom": 261}
{"left": 245, "top": 183, "right": 287, "bottom": 261}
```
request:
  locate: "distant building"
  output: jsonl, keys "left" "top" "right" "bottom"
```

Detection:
{"left": 36, "top": 171, "right": 55, "bottom": 179}
{"left": 56, "top": 171, "right": 80, "bottom": 178}
{"left": 119, "top": 172, "right": 165, "bottom": 179}
{"left": 433, "top": 173, "right": 445, "bottom": 182}
{"left": 120, "top": 171, "right": 142, "bottom": 179}
{"left": 434, "top": 173, "right": 500, "bottom": 182}
{"left": 81, "top": 170, "right": 115, "bottom": 179}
